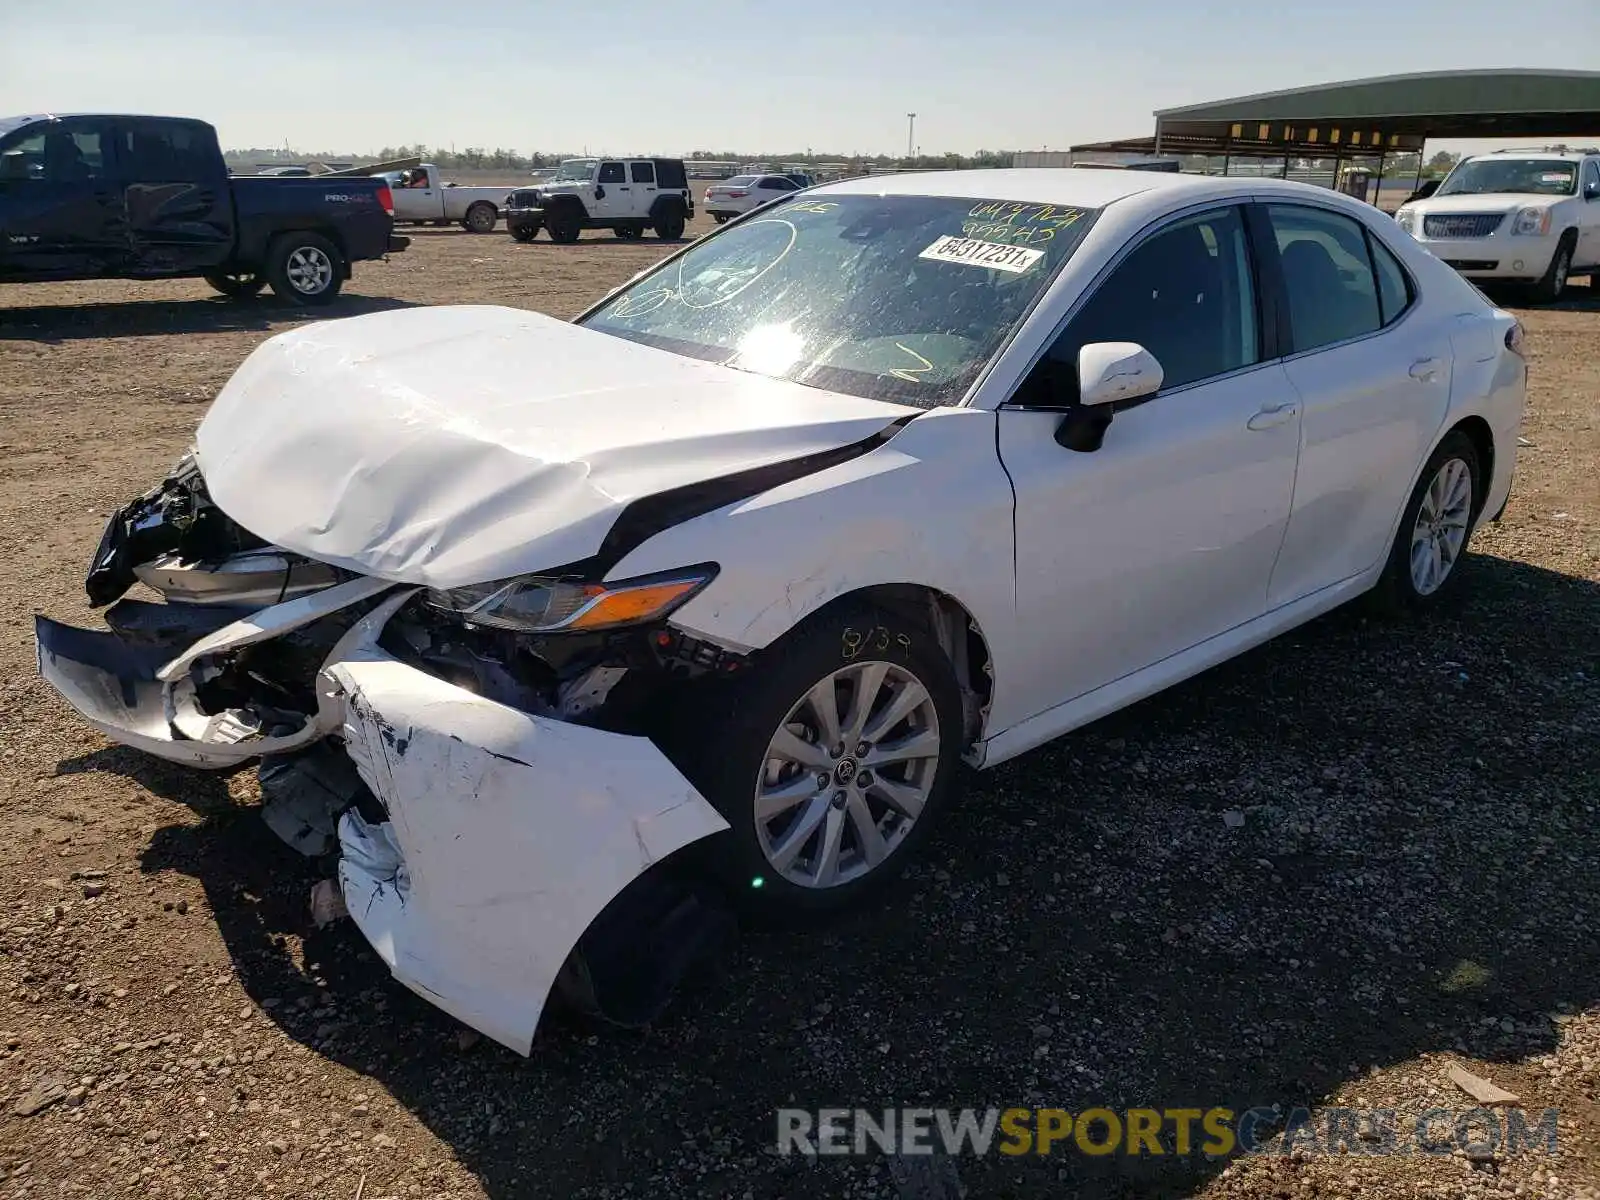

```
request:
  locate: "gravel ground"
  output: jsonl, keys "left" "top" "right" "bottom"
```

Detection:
{"left": 0, "top": 220, "right": 1597, "bottom": 1200}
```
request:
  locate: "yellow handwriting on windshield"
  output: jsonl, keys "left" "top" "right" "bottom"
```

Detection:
{"left": 889, "top": 342, "right": 936, "bottom": 383}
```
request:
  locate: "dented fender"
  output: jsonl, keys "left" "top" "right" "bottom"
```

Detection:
{"left": 328, "top": 653, "right": 730, "bottom": 1055}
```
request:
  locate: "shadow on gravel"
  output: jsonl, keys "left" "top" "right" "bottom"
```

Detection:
{"left": 0, "top": 294, "right": 418, "bottom": 343}
{"left": 93, "top": 553, "right": 1599, "bottom": 1199}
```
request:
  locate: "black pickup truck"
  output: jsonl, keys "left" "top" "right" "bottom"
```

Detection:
{"left": 0, "top": 113, "right": 408, "bottom": 304}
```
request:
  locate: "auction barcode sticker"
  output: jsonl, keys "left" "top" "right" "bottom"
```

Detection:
{"left": 918, "top": 235, "right": 1045, "bottom": 274}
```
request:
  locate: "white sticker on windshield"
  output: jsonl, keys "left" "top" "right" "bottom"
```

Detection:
{"left": 918, "top": 235, "right": 1045, "bottom": 274}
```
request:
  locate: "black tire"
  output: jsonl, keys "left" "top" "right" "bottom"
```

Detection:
{"left": 510, "top": 224, "right": 540, "bottom": 243}
{"left": 546, "top": 213, "right": 581, "bottom": 243}
{"left": 263, "top": 232, "right": 343, "bottom": 306}
{"left": 712, "top": 214, "right": 729, "bottom": 225}
{"left": 664, "top": 602, "right": 962, "bottom": 922}
{"left": 653, "top": 209, "right": 686, "bottom": 240}
{"left": 1528, "top": 231, "right": 1575, "bottom": 304}
{"left": 1367, "top": 430, "right": 1482, "bottom": 615}
{"left": 463, "top": 203, "right": 497, "bottom": 234}
{"left": 203, "top": 271, "right": 265, "bottom": 299}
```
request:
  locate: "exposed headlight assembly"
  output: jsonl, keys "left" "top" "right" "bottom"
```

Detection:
{"left": 424, "top": 565, "right": 717, "bottom": 634}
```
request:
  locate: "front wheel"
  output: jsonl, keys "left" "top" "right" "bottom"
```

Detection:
{"left": 546, "top": 214, "right": 581, "bottom": 243}
{"left": 203, "top": 271, "right": 265, "bottom": 299}
{"left": 1528, "top": 233, "right": 1575, "bottom": 304}
{"left": 668, "top": 604, "right": 962, "bottom": 920}
{"left": 510, "top": 223, "right": 540, "bottom": 243}
{"left": 1368, "top": 431, "right": 1481, "bottom": 614}
{"left": 264, "top": 232, "right": 343, "bottom": 306}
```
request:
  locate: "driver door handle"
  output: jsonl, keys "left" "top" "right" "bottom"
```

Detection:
{"left": 1247, "top": 401, "right": 1299, "bottom": 431}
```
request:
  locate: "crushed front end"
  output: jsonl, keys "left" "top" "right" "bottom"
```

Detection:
{"left": 35, "top": 454, "right": 734, "bottom": 1054}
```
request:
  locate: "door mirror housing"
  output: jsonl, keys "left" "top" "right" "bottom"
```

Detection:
{"left": 1050, "top": 343, "right": 1164, "bottom": 454}
{"left": 1584, "top": 181, "right": 1599, "bottom": 201}
{"left": 1077, "top": 341, "right": 1163, "bottom": 407}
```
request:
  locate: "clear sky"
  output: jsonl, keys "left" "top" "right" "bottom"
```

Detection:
{"left": 1, "top": 0, "right": 1595, "bottom": 157}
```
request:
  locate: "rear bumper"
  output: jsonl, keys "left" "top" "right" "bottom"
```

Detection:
{"left": 34, "top": 584, "right": 729, "bottom": 1055}
{"left": 387, "top": 234, "right": 412, "bottom": 254}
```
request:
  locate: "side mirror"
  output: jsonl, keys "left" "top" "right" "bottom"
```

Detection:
{"left": 595, "top": 185, "right": 606, "bottom": 200}
{"left": 1585, "top": 182, "right": 1599, "bottom": 201}
{"left": 1078, "top": 341, "right": 1163, "bottom": 407}
{"left": 1052, "top": 342, "right": 1163, "bottom": 453}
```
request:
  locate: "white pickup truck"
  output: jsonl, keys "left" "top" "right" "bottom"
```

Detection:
{"left": 379, "top": 164, "right": 507, "bottom": 233}
{"left": 1395, "top": 146, "right": 1600, "bottom": 303}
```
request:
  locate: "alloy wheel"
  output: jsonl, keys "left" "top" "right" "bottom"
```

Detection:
{"left": 1410, "top": 457, "right": 1473, "bottom": 595}
{"left": 752, "top": 660, "right": 941, "bottom": 889}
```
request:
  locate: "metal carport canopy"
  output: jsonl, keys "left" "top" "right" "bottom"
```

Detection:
{"left": 1071, "top": 69, "right": 1600, "bottom": 159}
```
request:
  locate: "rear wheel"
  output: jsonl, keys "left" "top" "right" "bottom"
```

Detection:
{"left": 666, "top": 603, "right": 962, "bottom": 921}
{"left": 264, "top": 232, "right": 343, "bottom": 305}
{"left": 203, "top": 271, "right": 265, "bottom": 299}
{"left": 653, "top": 209, "right": 686, "bottom": 240}
{"left": 462, "top": 203, "right": 497, "bottom": 233}
{"left": 1368, "top": 431, "right": 1481, "bottom": 614}
{"left": 712, "top": 214, "right": 729, "bottom": 224}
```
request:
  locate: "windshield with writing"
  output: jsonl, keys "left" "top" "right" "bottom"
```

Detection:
{"left": 580, "top": 194, "right": 1098, "bottom": 406}
{"left": 1437, "top": 159, "right": 1578, "bottom": 198}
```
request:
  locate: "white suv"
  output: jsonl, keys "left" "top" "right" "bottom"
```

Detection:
{"left": 1395, "top": 147, "right": 1600, "bottom": 303}
{"left": 503, "top": 157, "right": 694, "bottom": 243}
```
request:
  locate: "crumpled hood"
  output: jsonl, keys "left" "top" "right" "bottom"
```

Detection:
{"left": 195, "top": 305, "right": 914, "bottom": 589}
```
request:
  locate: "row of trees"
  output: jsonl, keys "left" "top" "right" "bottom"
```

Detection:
{"left": 224, "top": 144, "right": 1027, "bottom": 171}
{"left": 223, "top": 144, "right": 1463, "bottom": 176}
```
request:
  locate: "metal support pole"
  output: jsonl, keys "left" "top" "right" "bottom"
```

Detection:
{"left": 1281, "top": 151, "right": 1290, "bottom": 179}
{"left": 1153, "top": 120, "right": 1163, "bottom": 157}
{"left": 1372, "top": 150, "right": 1387, "bottom": 207}
{"left": 1222, "top": 152, "right": 1231, "bottom": 177}
{"left": 1412, "top": 138, "right": 1425, "bottom": 195}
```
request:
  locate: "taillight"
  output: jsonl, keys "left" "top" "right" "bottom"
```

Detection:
{"left": 1505, "top": 321, "right": 1526, "bottom": 357}
{"left": 376, "top": 184, "right": 394, "bottom": 216}
{"left": 703, "top": 188, "right": 712, "bottom": 201}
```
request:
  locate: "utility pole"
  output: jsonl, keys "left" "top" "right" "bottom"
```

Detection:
{"left": 907, "top": 114, "right": 916, "bottom": 161}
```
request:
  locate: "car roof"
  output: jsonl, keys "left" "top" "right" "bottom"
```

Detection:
{"left": 812, "top": 168, "right": 1379, "bottom": 211}
{"left": 0, "top": 112, "right": 213, "bottom": 132}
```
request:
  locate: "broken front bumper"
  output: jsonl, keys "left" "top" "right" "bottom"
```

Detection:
{"left": 34, "top": 584, "right": 729, "bottom": 1055}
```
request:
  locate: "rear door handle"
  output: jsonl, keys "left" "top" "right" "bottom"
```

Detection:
{"left": 1410, "top": 357, "right": 1443, "bottom": 382}
{"left": 1247, "top": 402, "right": 1299, "bottom": 431}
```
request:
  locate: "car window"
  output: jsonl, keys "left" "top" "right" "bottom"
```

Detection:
{"left": 723, "top": 175, "right": 757, "bottom": 187}
{"left": 1044, "top": 205, "right": 1261, "bottom": 394}
{"left": 1367, "top": 235, "right": 1413, "bottom": 327}
{"left": 758, "top": 177, "right": 793, "bottom": 190}
{"left": 583, "top": 193, "right": 1101, "bottom": 407}
{"left": 116, "top": 121, "right": 219, "bottom": 183}
{"left": 630, "top": 161, "right": 655, "bottom": 184}
{"left": 1266, "top": 205, "right": 1383, "bottom": 354}
{"left": 598, "top": 161, "right": 626, "bottom": 183}
{"left": 1436, "top": 157, "right": 1578, "bottom": 197}
{"left": 0, "top": 121, "right": 106, "bottom": 182}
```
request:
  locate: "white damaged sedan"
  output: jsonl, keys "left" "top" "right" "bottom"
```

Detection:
{"left": 37, "top": 169, "right": 1526, "bottom": 1053}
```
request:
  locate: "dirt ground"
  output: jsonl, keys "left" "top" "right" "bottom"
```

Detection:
{"left": 0, "top": 216, "right": 1597, "bottom": 1200}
